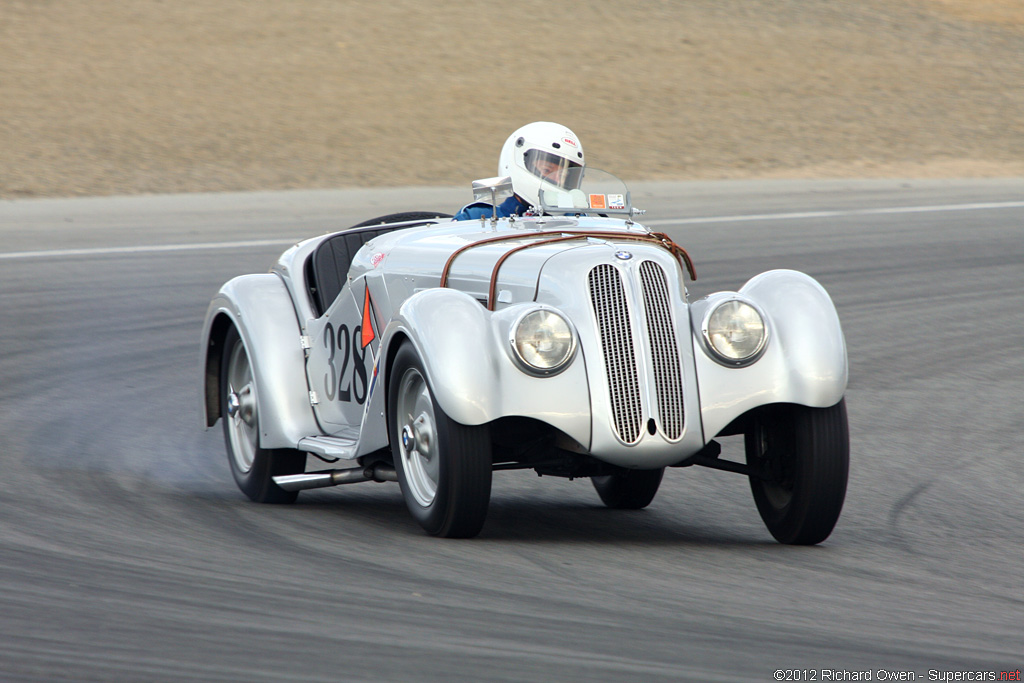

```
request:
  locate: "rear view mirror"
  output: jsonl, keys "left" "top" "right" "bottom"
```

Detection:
{"left": 471, "top": 176, "right": 514, "bottom": 222}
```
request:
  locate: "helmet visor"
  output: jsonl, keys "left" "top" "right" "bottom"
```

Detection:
{"left": 523, "top": 150, "right": 584, "bottom": 190}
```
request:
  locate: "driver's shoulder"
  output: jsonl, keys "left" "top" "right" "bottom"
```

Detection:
{"left": 453, "top": 201, "right": 495, "bottom": 221}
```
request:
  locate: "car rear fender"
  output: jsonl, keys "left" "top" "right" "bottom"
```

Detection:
{"left": 692, "top": 269, "right": 848, "bottom": 438}
{"left": 200, "top": 273, "right": 320, "bottom": 448}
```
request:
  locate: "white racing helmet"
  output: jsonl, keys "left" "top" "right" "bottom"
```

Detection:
{"left": 498, "top": 122, "right": 585, "bottom": 210}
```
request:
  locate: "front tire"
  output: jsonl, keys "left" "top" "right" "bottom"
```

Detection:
{"left": 592, "top": 468, "right": 665, "bottom": 509}
{"left": 745, "top": 400, "right": 849, "bottom": 545}
{"left": 220, "top": 326, "right": 305, "bottom": 504}
{"left": 388, "top": 342, "right": 492, "bottom": 538}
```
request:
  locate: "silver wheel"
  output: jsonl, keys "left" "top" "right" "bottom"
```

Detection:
{"left": 388, "top": 342, "right": 492, "bottom": 537}
{"left": 395, "top": 366, "right": 439, "bottom": 507}
{"left": 219, "top": 326, "right": 304, "bottom": 504}
{"left": 225, "top": 338, "right": 259, "bottom": 474}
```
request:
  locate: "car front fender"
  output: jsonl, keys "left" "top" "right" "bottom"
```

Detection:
{"left": 692, "top": 269, "right": 848, "bottom": 438}
{"left": 381, "top": 289, "right": 592, "bottom": 448}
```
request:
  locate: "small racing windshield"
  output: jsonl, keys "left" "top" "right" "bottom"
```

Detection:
{"left": 523, "top": 149, "right": 584, "bottom": 190}
{"left": 537, "top": 167, "right": 633, "bottom": 216}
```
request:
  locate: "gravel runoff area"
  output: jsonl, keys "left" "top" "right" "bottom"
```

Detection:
{"left": 2, "top": 0, "right": 1024, "bottom": 199}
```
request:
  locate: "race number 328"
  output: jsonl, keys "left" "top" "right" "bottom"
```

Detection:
{"left": 323, "top": 323, "right": 368, "bottom": 404}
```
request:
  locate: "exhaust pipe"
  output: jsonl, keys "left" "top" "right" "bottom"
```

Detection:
{"left": 274, "top": 463, "right": 398, "bottom": 492}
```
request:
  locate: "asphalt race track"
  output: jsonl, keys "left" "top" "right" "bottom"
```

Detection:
{"left": 1, "top": 179, "right": 1022, "bottom": 681}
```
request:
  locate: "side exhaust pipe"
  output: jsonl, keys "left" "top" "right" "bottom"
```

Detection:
{"left": 274, "top": 463, "right": 398, "bottom": 492}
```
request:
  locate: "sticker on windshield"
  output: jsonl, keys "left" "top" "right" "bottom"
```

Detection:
{"left": 607, "top": 194, "right": 625, "bottom": 210}
{"left": 589, "top": 194, "right": 607, "bottom": 210}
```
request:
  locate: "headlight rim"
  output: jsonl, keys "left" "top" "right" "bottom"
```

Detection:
{"left": 700, "top": 296, "right": 769, "bottom": 367}
{"left": 507, "top": 306, "right": 578, "bottom": 377}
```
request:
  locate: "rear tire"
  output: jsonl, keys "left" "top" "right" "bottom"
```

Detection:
{"left": 220, "top": 327, "right": 305, "bottom": 504}
{"left": 745, "top": 400, "right": 849, "bottom": 544}
{"left": 592, "top": 468, "right": 664, "bottom": 509}
{"left": 388, "top": 342, "right": 492, "bottom": 538}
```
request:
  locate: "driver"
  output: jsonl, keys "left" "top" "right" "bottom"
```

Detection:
{"left": 454, "top": 121, "right": 585, "bottom": 221}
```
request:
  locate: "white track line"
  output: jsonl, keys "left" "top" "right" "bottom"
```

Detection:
{"left": 0, "top": 238, "right": 298, "bottom": 261}
{"left": 2, "top": 200, "right": 1022, "bottom": 260}
{"left": 642, "top": 200, "right": 1024, "bottom": 227}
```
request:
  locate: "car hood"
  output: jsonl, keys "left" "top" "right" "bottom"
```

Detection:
{"left": 355, "top": 216, "right": 674, "bottom": 311}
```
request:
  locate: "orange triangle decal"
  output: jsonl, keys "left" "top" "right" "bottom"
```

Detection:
{"left": 361, "top": 286, "right": 376, "bottom": 348}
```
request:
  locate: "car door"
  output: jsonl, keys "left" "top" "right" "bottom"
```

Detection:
{"left": 304, "top": 275, "right": 382, "bottom": 431}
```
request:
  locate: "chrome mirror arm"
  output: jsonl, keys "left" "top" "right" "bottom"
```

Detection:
{"left": 471, "top": 176, "right": 514, "bottom": 227}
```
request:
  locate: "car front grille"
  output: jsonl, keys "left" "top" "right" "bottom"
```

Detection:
{"left": 639, "top": 261, "right": 685, "bottom": 439}
{"left": 588, "top": 261, "right": 685, "bottom": 443}
{"left": 588, "top": 264, "right": 643, "bottom": 443}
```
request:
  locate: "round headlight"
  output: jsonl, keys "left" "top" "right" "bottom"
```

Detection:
{"left": 511, "top": 309, "right": 576, "bottom": 375}
{"left": 703, "top": 299, "right": 767, "bottom": 365}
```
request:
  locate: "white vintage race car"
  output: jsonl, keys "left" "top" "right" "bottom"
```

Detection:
{"left": 200, "top": 172, "right": 849, "bottom": 543}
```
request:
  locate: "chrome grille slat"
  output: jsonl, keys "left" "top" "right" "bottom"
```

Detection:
{"left": 639, "top": 261, "right": 685, "bottom": 439}
{"left": 588, "top": 265, "right": 642, "bottom": 443}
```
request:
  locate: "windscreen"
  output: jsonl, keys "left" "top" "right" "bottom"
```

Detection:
{"left": 537, "top": 167, "right": 632, "bottom": 216}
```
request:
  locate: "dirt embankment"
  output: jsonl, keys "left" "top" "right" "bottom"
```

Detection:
{"left": 2, "top": 0, "right": 1023, "bottom": 198}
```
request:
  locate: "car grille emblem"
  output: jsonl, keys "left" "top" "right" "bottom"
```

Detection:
{"left": 614, "top": 250, "right": 633, "bottom": 260}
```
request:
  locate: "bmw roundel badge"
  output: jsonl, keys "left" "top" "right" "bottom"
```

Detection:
{"left": 614, "top": 250, "right": 633, "bottom": 260}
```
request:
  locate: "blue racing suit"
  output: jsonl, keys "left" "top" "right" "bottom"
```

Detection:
{"left": 453, "top": 194, "right": 531, "bottom": 221}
